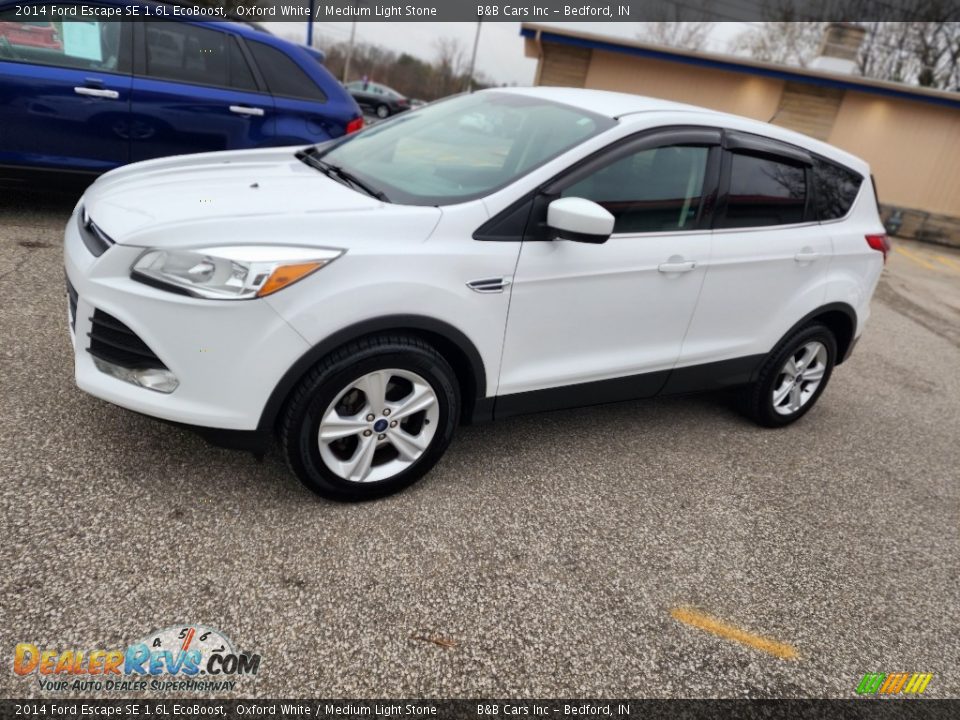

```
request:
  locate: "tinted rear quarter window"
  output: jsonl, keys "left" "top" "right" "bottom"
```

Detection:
{"left": 721, "top": 153, "right": 806, "bottom": 228}
{"left": 814, "top": 158, "right": 863, "bottom": 220}
{"left": 247, "top": 41, "right": 326, "bottom": 102}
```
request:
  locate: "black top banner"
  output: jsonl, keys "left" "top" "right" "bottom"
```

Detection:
{"left": 0, "top": 0, "right": 957, "bottom": 22}
{"left": 2, "top": 700, "right": 960, "bottom": 720}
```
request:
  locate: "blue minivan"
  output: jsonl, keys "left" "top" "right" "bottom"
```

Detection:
{"left": 0, "top": 2, "right": 363, "bottom": 181}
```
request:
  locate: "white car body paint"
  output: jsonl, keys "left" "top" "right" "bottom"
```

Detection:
{"left": 65, "top": 86, "right": 885, "bottom": 434}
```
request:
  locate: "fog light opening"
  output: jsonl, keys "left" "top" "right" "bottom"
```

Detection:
{"left": 93, "top": 358, "right": 179, "bottom": 394}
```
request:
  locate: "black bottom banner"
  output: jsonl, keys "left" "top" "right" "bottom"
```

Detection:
{"left": 1, "top": 700, "right": 958, "bottom": 720}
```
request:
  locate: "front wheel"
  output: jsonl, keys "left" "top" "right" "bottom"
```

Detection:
{"left": 375, "top": 104, "right": 390, "bottom": 119}
{"left": 280, "top": 335, "right": 459, "bottom": 501}
{"left": 739, "top": 323, "right": 837, "bottom": 427}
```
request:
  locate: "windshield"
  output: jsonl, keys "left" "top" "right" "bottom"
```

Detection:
{"left": 319, "top": 92, "right": 615, "bottom": 206}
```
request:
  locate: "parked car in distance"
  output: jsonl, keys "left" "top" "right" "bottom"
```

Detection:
{"left": 64, "top": 88, "right": 888, "bottom": 501}
{"left": 344, "top": 80, "right": 410, "bottom": 118}
{"left": 0, "top": 1, "right": 363, "bottom": 182}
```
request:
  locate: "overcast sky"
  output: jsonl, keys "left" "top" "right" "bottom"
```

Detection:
{"left": 264, "top": 22, "right": 749, "bottom": 86}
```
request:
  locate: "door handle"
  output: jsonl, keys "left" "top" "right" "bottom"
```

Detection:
{"left": 230, "top": 105, "right": 265, "bottom": 117}
{"left": 74, "top": 86, "right": 119, "bottom": 99}
{"left": 657, "top": 261, "right": 697, "bottom": 274}
{"left": 794, "top": 251, "right": 821, "bottom": 263}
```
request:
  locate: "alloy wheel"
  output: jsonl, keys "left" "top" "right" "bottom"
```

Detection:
{"left": 771, "top": 341, "right": 828, "bottom": 416}
{"left": 317, "top": 369, "right": 439, "bottom": 483}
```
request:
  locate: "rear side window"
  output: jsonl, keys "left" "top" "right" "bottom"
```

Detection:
{"left": 247, "top": 41, "right": 326, "bottom": 102}
{"left": 720, "top": 153, "right": 806, "bottom": 228}
{"left": 144, "top": 24, "right": 258, "bottom": 91}
{"left": 813, "top": 158, "right": 863, "bottom": 220}
{"left": 228, "top": 38, "right": 257, "bottom": 92}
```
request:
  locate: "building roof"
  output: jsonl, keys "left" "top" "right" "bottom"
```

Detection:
{"left": 520, "top": 23, "right": 960, "bottom": 111}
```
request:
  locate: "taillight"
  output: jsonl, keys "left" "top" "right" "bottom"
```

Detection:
{"left": 345, "top": 117, "right": 364, "bottom": 134}
{"left": 866, "top": 234, "right": 890, "bottom": 264}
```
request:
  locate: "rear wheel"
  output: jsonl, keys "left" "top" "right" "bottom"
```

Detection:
{"left": 740, "top": 324, "right": 836, "bottom": 427}
{"left": 280, "top": 335, "right": 459, "bottom": 501}
{"left": 375, "top": 104, "right": 390, "bottom": 119}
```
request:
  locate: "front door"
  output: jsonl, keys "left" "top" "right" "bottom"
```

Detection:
{"left": 497, "top": 129, "right": 722, "bottom": 412}
{"left": 0, "top": 10, "right": 131, "bottom": 172}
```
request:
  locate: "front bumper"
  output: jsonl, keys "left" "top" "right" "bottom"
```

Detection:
{"left": 64, "top": 207, "right": 311, "bottom": 431}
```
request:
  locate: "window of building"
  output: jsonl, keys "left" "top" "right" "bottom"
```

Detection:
{"left": 720, "top": 153, "right": 807, "bottom": 228}
{"left": 562, "top": 145, "right": 710, "bottom": 233}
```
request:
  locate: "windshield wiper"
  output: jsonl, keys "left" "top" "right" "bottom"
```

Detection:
{"left": 295, "top": 148, "right": 390, "bottom": 203}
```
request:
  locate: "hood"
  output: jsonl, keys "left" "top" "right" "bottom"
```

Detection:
{"left": 83, "top": 147, "right": 441, "bottom": 248}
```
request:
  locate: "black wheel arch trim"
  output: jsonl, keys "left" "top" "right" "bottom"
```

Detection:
{"left": 767, "top": 301, "right": 859, "bottom": 374}
{"left": 257, "top": 315, "right": 488, "bottom": 431}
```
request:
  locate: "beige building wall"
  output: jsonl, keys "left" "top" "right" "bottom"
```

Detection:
{"left": 828, "top": 92, "right": 960, "bottom": 217}
{"left": 583, "top": 50, "right": 784, "bottom": 122}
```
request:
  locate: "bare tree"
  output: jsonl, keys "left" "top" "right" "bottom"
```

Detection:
{"left": 731, "top": 21, "right": 827, "bottom": 68}
{"left": 638, "top": 22, "right": 716, "bottom": 50}
{"left": 858, "top": 22, "right": 960, "bottom": 90}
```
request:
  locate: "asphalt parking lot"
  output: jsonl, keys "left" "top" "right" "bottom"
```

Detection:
{"left": 1, "top": 189, "right": 958, "bottom": 699}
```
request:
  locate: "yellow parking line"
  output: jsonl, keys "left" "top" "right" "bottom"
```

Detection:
{"left": 670, "top": 607, "right": 799, "bottom": 660}
{"left": 893, "top": 245, "right": 938, "bottom": 271}
{"left": 935, "top": 255, "right": 960, "bottom": 272}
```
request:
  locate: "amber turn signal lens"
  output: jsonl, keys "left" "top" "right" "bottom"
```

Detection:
{"left": 257, "top": 262, "right": 324, "bottom": 297}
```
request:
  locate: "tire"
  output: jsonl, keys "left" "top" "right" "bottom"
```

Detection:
{"left": 739, "top": 323, "right": 837, "bottom": 428}
{"left": 280, "top": 334, "right": 459, "bottom": 501}
{"left": 375, "top": 104, "right": 390, "bottom": 119}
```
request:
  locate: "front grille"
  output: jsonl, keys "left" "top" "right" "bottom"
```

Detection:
{"left": 65, "top": 276, "right": 78, "bottom": 331}
{"left": 78, "top": 208, "right": 114, "bottom": 257}
{"left": 88, "top": 309, "right": 167, "bottom": 370}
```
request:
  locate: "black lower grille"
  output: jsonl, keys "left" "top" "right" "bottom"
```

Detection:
{"left": 66, "top": 276, "right": 78, "bottom": 331}
{"left": 88, "top": 309, "right": 166, "bottom": 369}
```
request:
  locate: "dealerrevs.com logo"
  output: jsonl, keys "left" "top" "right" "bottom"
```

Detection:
{"left": 13, "top": 625, "right": 261, "bottom": 693}
{"left": 856, "top": 673, "right": 933, "bottom": 696}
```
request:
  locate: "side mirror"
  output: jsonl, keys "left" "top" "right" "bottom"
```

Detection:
{"left": 546, "top": 197, "right": 615, "bottom": 244}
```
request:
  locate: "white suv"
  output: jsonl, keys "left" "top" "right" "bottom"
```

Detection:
{"left": 64, "top": 87, "right": 888, "bottom": 500}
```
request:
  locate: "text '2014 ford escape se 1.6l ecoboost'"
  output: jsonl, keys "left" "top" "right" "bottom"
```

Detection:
{"left": 64, "top": 87, "right": 888, "bottom": 501}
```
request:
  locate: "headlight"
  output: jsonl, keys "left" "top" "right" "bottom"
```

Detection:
{"left": 131, "top": 246, "right": 343, "bottom": 300}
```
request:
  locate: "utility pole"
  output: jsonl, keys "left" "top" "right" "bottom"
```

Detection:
{"left": 305, "top": 1, "right": 316, "bottom": 47}
{"left": 466, "top": 21, "right": 482, "bottom": 92}
{"left": 342, "top": 21, "right": 357, "bottom": 83}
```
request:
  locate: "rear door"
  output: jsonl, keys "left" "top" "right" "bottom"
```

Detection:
{"left": 130, "top": 22, "right": 273, "bottom": 162}
{"left": 677, "top": 131, "right": 831, "bottom": 368}
{"left": 0, "top": 8, "right": 131, "bottom": 172}
{"left": 245, "top": 39, "right": 342, "bottom": 144}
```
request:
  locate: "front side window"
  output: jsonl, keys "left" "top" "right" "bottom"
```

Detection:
{"left": 814, "top": 158, "right": 862, "bottom": 220}
{"left": 720, "top": 153, "right": 807, "bottom": 228}
{"left": 562, "top": 145, "right": 710, "bottom": 234}
{"left": 0, "top": 12, "right": 124, "bottom": 72}
{"left": 318, "top": 92, "right": 614, "bottom": 205}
